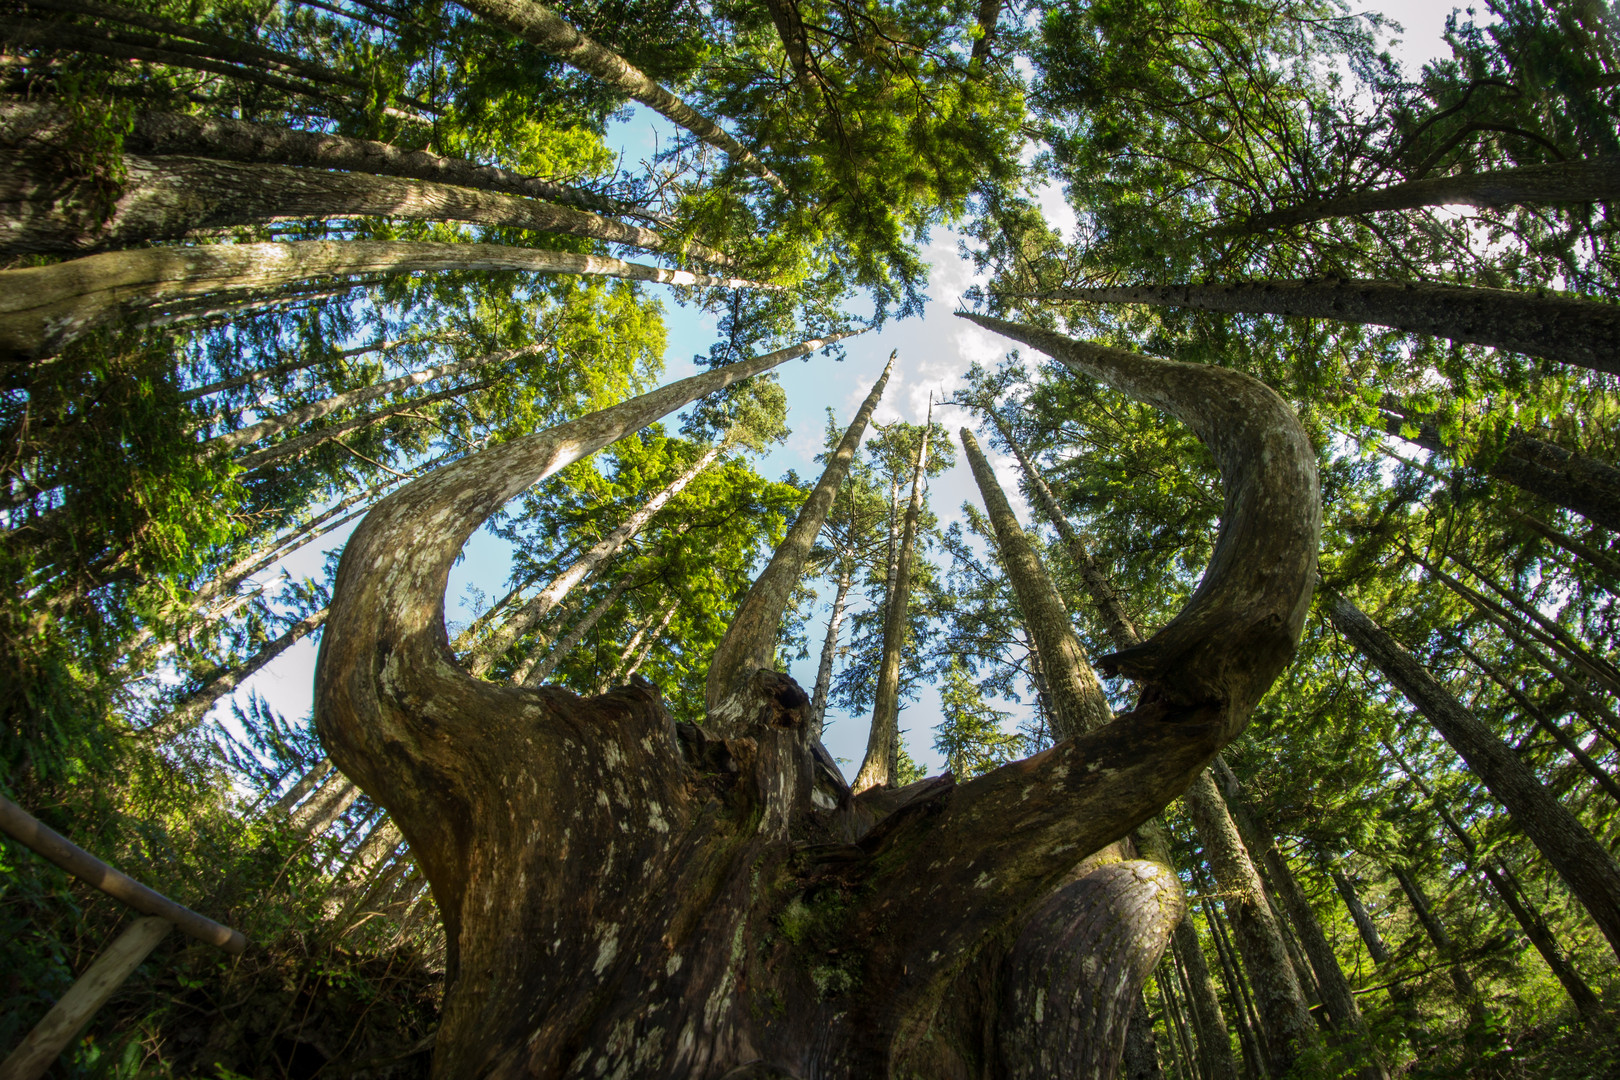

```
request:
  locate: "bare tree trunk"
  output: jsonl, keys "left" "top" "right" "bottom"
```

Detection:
{"left": 504, "top": 583, "right": 601, "bottom": 687}
{"left": 1121, "top": 990, "right": 1166, "bottom": 1079}
{"left": 520, "top": 573, "right": 637, "bottom": 686}
{"left": 1328, "top": 866, "right": 1416, "bottom": 1011}
{"left": 987, "top": 411, "right": 1142, "bottom": 649}
{"left": 614, "top": 599, "right": 677, "bottom": 687}
{"left": 809, "top": 559, "right": 852, "bottom": 739}
{"left": 467, "top": 443, "right": 723, "bottom": 677}
{"left": 272, "top": 759, "right": 334, "bottom": 815}
{"left": 853, "top": 406, "right": 931, "bottom": 792}
{"left": 288, "top": 768, "right": 359, "bottom": 837}
{"left": 1036, "top": 280, "right": 1620, "bottom": 377}
{"left": 146, "top": 606, "right": 328, "bottom": 741}
{"left": 1183, "top": 772, "right": 1320, "bottom": 1075}
{"left": 1330, "top": 592, "right": 1620, "bottom": 961}
{"left": 960, "top": 427, "right": 1112, "bottom": 738}
{"left": 1228, "top": 156, "right": 1620, "bottom": 233}
{"left": 0, "top": 151, "right": 729, "bottom": 263}
{"left": 454, "top": 0, "right": 787, "bottom": 191}
{"left": 1201, "top": 891, "right": 1269, "bottom": 1080}
{"left": 233, "top": 378, "right": 490, "bottom": 472}
{"left": 0, "top": 242, "right": 772, "bottom": 361}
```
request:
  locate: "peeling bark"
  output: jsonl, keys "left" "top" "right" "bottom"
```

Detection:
{"left": 1037, "top": 279, "right": 1620, "bottom": 377}
{"left": 313, "top": 321, "right": 1318, "bottom": 1076}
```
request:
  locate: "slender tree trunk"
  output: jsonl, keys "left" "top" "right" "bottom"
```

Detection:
{"left": 1503, "top": 506, "right": 1620, "bottom": 585}
{"left": 1158, "top": 967, "right": 1197, "bottom": 1078}
{"left": 618, "top": 599, "right": 676, "bottom": 685}
{"left": 596, "top": 602, "right": 661, "bottom": 693}
{"left": 1183, "top": 773, "right": 1320, "bottom": 1075}
{"left": 961, "top": 427, "right": 1113, "bottom": 738}
{"left": 0, "top": 151, "right": 729, "bottom": 264}
{"left": 272, "top": 759, "right": 334, "bottom": 815}
{"left": 1229, "top": 156, "right": 1620, "bottom": 232}
{"left": 466, "top": 444, "right": 723, "bottom": 677}
{"left": 1122, "top": 989, "right": 1166, "bottom": 1079}
{"left": 809, "top": 559, "right": 853, "bottom": 739}
{"left": 1210, "top": 761, "right": 1385, "bottom": 1076}
{"left": 1456, "top": 640, "right": 1620, "bottom": 805}
{"left": 520, "top": 573, "right": 637, "bottom": 686}
{"left": 146, "top": 606, "right": 328, "bottom": 741}
{"left": 233, "top": 378, "right": 491, "bottom": 472}
{"left": 0, "top": 241, "right": 771, "bottom": 361}
{"left": 1384, "top": 739, "right": 1612, "bottom": 1026}
{"left": 988, "top": 411, "right": 1142, "bottom": 650}
{"left": 1202, "top": 893, "right": 1269, "bottom": 1080}
{"left": 1172, "top": 912, "right": 1241, "bottom": 1080}
{"left": 289, "top": 769, "right": 360, "bottom": 837}
{"left": 503, "top": 581, "right": 599, "bottom": 687}
{"left": 1035, "top": 280, "right": 1620, "bottom": 377}
{"left": 1328, "top": 867, "right": 1416, "bottom": 1012}
{"left": 454, "top": 0, "right": 787, "bottom": 191}
{"left": 853, "top": 408, "right": 931, "bottom": 792}
{"left": 1329, "top": 592, "right": 1620, "bottom": 961}
{"left": 1390, "top": 864, "right": 1486, "bottom": 1021}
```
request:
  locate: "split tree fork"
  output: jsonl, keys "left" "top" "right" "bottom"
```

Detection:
{"left": 314, "top": 318, "right": 1319, "bottom": 1076}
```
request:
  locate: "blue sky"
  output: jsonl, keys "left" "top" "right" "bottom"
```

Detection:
{"left": 223, "top": 0, "right": 1466, "bottom": 780}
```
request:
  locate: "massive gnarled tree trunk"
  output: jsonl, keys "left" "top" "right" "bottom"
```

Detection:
{"left": 314, "top": 320, "right": 1318, "bottom": 1077}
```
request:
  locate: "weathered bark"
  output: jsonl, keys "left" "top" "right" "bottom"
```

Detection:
{"left": 707, "top": 354, "right": 893, "bottom": 730}
{"left": 146, "top": 606, "right": 328, "bottom": 741}
{"left": 852, "top": 404, "right": 930, "bottom": 792}
{"left": 1390, "top": 865, "right": 1485, "bottom": 1017}
{"left": 961, "top": 427, "right": 1112, "bottom": 738}
{"left": 0, "top": 103, "right": 655, "bottom": 222}
{"left": 1503, "top": 507, "right": 1620, "bottom": 585}
{"left": 313, "top": 318, "right": 1318, "bottom": 1076}
{"left": 1228, "top": 156, "right": 1620, "bottom": 233}
{"left": 988, "top": 411, "right": 1142, "bottom": 650}
{"left": 289, "top": 768, "right": 360, "bottom": 837}
{"left": 455, "top": 0, "right": 787, "bottom": 191}
{"left": 0, "top": 151, "right": 729, "bottom": 263}
{"left": 1184, "top": 771, "right": 1320, "bottom": 1074}
{"left": 1171, "top": 909, "right": 1241, "bottom": 1080}
{"left": 0, "top": 241, "right": 773, "bottom": 362}
{"left": 1036, "top": 280, "right": 1620, "bottom": 377}
{"left": 467, "top": 442, "right": 724, "bottom": 677}
{"left": 1211, "top": 761, "right": 1384, "bottom": 1075}
{"left": 809, "top": 560, "right": 852, "bottom": 739}
{"left": 1330, "top": 593, "right": 1620, "bottom": 961}
{"left": 520, "top": 573, "right": 638, "bottom": 686}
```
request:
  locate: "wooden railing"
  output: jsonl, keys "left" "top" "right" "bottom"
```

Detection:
{"left": 0, "top": 795, "right": 247, "bottom": 1080}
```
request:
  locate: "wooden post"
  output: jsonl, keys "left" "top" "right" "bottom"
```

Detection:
{"left": 0, "top": 917, "right": 172, "bottom": 1080}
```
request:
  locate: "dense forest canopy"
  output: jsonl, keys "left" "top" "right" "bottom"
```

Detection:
{"left": 1, "top": 0, "right": 1617, "bottom": 1076}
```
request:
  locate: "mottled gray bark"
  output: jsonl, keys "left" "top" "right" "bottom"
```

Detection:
{"left": 0, "top": 151, "right": 728, "bottom": 263}
{"left": 272, "top": 759, "right": 334, "bottom": 815}
{"left": 1184, "top": 771, "right": 1320, "bottom": 1074}
{"left": 1230, "top": 156, "right": 1620, "bottom": 232}
{"left": 961, "top": 427, "right": 1112, "bottom": 738}
{"left": 852, "top": 405, "right": 930, "bottom": 792}
{"left": 707, "top": 353, "right": 892, "bottom": 730}
{"left": 456, "top": 0, "right": 787, "bottom": 191}
{"left": 0, "top": 241, "right": 772, "bottom": 361}
{"left": 1037, "top": 279, "right": 1620, "bottom": 376}
{"left": 289, "top": 769, "right": 360, "bottom": 837}
{"left": 234, "top": 379, "right": 490, "bottom": 472}
{"left": 611, "top": 599, "right": 677, "bottom": 689}
{"left": 1330, "top": 593, "right": 1620, "bottom": 961}
{"left": 313, "top": 318, "right": 1318, "bottom": 1075}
